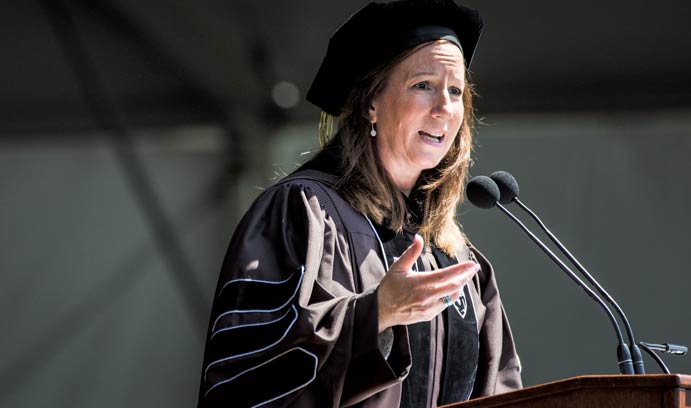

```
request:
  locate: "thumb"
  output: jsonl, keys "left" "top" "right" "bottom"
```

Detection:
{"left": 390, "top": 234, "right": 424, "bottom": 272}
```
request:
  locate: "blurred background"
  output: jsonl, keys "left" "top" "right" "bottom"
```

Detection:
{"left": 1, "top": 0, "right": 690, "bottom": 406}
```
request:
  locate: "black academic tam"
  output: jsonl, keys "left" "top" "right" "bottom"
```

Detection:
{"left": 306, "top": 0, "right": 483, "bottom": 116}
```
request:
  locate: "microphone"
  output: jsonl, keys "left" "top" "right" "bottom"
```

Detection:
{"left": 488, "top": 170, "right": 646, "bottom": 374}
{"left": 640, "top": 342, "right": 688, "bottom": 356}
{"left": 637, "top": 342, "right": 688, "bottom": 374}
{"left": 466, "top": 175, "right": 635, "bottom": 374}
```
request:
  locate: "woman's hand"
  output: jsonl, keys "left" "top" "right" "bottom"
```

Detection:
{"left": 377, "top": 235, "right": 480, "bottom": 332}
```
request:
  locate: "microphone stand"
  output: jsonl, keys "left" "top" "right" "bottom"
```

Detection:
{"left": 494, "top": 202, "right": 635, "bottom": 374}
{"left": 510, "top": 197, "right": 645, "bottom": 374}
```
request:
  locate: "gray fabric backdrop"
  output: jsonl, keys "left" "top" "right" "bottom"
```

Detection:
{"left": 1, "top": 111, "right": 689, "bottom": 407}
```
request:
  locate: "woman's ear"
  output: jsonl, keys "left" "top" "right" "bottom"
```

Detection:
{"left": 368, "top": 102, "right": 378, "bottom": 123}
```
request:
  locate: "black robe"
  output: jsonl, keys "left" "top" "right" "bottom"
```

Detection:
{"left": 196, "top": 163, "right": 522, "bottom": 407}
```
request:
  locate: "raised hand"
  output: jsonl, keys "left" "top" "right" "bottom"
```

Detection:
{"left": 377, "top": 235, "right": 480, "bottom": 332}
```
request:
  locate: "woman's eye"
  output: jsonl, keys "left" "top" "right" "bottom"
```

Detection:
{"left": 449, "top": 87, "right": 462, "bottom": 96}
{"left": 414, "top": 82, "right": 430, "bottom": 90}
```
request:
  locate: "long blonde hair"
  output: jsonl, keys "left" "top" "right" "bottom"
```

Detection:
{"left": 318, "top": 41, "right": 476, "bottom": 255}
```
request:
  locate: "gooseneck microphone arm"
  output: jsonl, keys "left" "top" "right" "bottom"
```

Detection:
{"left": 465, "top": 175, "right": 634, "bottom": 374}
{"left": 638, "top": 343, "right": 671, "bottom": 374}
{"left": 493, "top": 202, "right": 635, "bottom": 374}
{"left": 489, "top": 170, "right": 645, "bottom": 374}
{"left": 511, "top": 197, "right": 645, "bottom": 374}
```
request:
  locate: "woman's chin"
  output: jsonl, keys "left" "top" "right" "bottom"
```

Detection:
{"left": 418, "top": 156, "right": 446, "bottom": 169}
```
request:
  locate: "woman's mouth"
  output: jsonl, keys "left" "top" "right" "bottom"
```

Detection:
{"left": 419, "top": 131, "right": 445, "bottom": 144}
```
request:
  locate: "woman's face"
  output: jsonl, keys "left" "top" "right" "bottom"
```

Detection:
{"left": 370, "top": 41, "right": 465, "bottom": 189}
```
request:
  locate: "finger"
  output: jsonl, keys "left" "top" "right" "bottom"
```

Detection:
{"left": 420, "top": 278, "right": 465, "bottom": 302}
{"left": 390, "top": 234, "right": 424, "bottom": 272}
{"left": 424, "top": 268, "right": 479, "bottom": 303}
{"left": 435, "top": 281, "right": 467, "bottom": 302}
{"left": 417, "top": 261, "right": 480, "bottom": 286}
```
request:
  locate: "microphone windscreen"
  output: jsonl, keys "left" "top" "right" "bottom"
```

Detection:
{"left": 490, "top": 170, "right": 519, "bottom": 204}
{"left": 466, "top": 176, "right": 500, "bottom": 209}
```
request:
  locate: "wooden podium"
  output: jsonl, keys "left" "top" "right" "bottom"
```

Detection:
{"left": 441, "top": 374, "right": 691, "bottom": 408}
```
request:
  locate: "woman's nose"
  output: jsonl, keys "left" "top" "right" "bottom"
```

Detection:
{"left": 432, "top": 91, "right": 454, "bottom": 119}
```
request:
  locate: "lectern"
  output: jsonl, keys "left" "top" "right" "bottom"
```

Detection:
{"left": 441, "top": 374, "right": 691, "bottom": 408}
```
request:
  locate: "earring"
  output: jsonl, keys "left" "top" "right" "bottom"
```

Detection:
{"left": 370, "top": 122, "right": 377, "bottom": 137}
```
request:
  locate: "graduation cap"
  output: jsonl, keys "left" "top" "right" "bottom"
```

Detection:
{"left": 306, "top": 0, "right": 483, "bottom": 118}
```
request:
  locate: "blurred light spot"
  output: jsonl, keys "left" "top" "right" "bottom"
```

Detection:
{"left": 271, "top": 81, "right": 300, "bottom": 109}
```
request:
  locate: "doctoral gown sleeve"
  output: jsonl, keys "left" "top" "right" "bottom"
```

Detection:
{"left": 197, "top": 182, "right": 411, "bottom": 408}
{"left": 469, "top": 245, "right": 523, "bottom": 397}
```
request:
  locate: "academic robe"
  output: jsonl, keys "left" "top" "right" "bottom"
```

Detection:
{"left": 196, "top": 169, "right": 522, "bottom": 408}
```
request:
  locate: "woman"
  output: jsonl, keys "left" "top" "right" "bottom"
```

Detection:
{"left": 197, "top": 0, "right": 522, "bottom": 407}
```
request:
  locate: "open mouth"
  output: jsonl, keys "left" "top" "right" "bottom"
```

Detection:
{"left": 419, "top": 131, "right": 445, "bottom": 144}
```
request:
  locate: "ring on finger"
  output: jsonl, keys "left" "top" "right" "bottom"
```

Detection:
{"left": 441, "top": 295, "right": 453, "bottom": 308}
